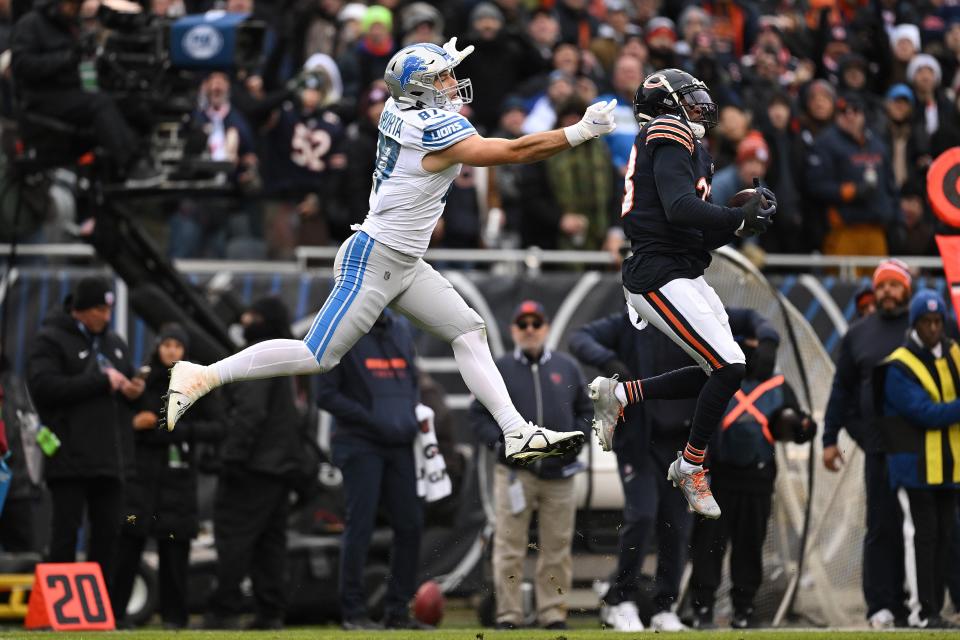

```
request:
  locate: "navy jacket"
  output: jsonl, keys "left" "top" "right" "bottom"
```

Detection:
{"left": 469, "top": 349, "right": 592, "bottom": 480}
{"left": 569, "top": 307, "right": 779, "bottom": 467}
{"left": 805, "top": 123, "right": 898, "bottom": 226}
{"left": 316, "top": 311, "right": 420, "bottom": 447}
{"left": 823, "top": 308, "right": 909, "bottom": 453}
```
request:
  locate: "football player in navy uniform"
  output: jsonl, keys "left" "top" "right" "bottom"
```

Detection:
{"left": 588, "top": 69, "right": 777, "bottom": 518}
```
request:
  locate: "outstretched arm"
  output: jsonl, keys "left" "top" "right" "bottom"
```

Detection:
{"left": 422, "top": 100, "right": 617, "bottom": 171}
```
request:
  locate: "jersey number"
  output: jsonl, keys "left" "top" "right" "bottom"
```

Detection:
{"left": 291, "top": 124, "right": 332, "bottom": 172}
{"left": 373, "top": 133, "right": 401, "bottom": 193}
{"left": 620, "top": 145, "right": 638, "bottom": 217}
{"left": 696, "top": 177, "right": 711, "bottom": 201}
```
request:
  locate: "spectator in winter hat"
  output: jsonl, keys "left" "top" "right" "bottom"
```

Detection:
{"left": 882, "top": 84, "right": 919, "bottom": 189}
{"left": 907, "top": 53, "right": 960, "bottom": 166}
{"left": 645, "top": 16, "right": 677, "bottom": 69}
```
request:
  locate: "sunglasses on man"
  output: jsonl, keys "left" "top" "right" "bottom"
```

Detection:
{"left": 515, "top": 319, "right": 544, "bottom": 330}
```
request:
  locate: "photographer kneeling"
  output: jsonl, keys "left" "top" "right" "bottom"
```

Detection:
{"left": 10, "top": 0, "right": 159, "bottom": 183}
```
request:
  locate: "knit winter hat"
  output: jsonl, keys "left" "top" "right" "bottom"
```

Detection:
{"left": 72, "top": 277, "right": 114, "bottom": 311}
{"left": 907, "top": 53, "right": 942, "bottom": 85}
{"left": 157, "top": 322, "right": 190, "bottom": 350}
{"left": 909, "top": 289, "right": 946, "bottom": 327}
{"left": 872, "top": 258, "right": 912, "bottom": 293}
{"left": 890, "top": 24, "right": 921, "bottom": 52}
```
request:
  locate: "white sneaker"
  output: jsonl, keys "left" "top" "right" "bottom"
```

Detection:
{"left": 868, "top": 608, "right": 895, "bottom": 630}
{"left": 161, "top": 361, "right": 214, "bottom": 431}
{"left": 600, "top": 601, "right": 644, "bottom": 632}
{"left": 587, "top": 375, "right": 623, "bottom": 451}
{"left": 650, "top": 610, "right": 687, "bottom": 632}
{"left": 503, "top": 422, "right": 584, "bottom": 463}
{"left": 667, "top": 453, "right": 721, "bottom": 519}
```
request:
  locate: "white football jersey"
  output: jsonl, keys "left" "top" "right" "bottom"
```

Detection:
{"left": 359, "top": 98, "right": 477, "bottom": 257}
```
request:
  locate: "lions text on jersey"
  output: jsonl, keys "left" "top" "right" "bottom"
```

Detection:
{"left": 360, "top": 97, "right": 477, "bottom": 258}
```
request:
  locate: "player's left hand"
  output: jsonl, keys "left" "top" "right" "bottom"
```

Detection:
{"left": 443, "top": 37, "right": 474, "bottom": 64}
{"left": 564, "top": 99, "right": 618, "bottom": 147}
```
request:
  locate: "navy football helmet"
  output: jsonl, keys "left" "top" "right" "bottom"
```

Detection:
{"left": 633, "top": 68, "right": 718, "bottom": 139}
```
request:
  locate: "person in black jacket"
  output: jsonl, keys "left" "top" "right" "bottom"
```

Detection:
{"left": 204, "top": 297, "right": 304, "bottom": 631}
{"left": 111, "top": 324, "right": 226, "bottom": 629}
{"left": 470, "top": 300, "right": 592, "bottom": 631}
{"left": 822, "top": 259, "right": 912, "bottom": 628}
{"left": 570, "top": 306, "right": 779, "bottom": 632}
{"left": 9, "top": 0, "right": 157, "bottom": 181}
{"left": 689, "top": 338, "right": 815, "bottom": 630}
{"left": 315, "top": 308, "right": 428, "bottom": 631}
{"left": 26, "top": 276, "right": 144, "bottom": 597}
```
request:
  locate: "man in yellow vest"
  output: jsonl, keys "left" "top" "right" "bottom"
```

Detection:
{"left": 881, "top": 289, "right": 960, "bottom": 629}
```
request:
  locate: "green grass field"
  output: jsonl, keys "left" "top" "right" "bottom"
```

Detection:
{"left": 0, "top": 629, "right": 958, "bottom": 640}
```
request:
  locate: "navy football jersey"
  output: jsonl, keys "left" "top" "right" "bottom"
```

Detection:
{"left": 619, "top": 115, "right": 740, "bottom": 293}
{"left": 263, "top": 102, "right": 347, "bottom": 196}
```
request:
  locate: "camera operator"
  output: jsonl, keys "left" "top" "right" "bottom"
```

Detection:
{"left": 10, "top": 0, "right": 159, "bottom": 183}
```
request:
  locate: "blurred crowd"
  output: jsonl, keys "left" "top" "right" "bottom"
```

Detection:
{"left": 4, "top": 0, "right": 960, "bottom": 262}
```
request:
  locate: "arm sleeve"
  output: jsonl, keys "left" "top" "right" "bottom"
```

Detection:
{"left": 314, "top": 365, "right": 376, "bottom": 428}
{"left": 571, "top": 363, "right": 593, "bottom": 436}
{"left": 26, "top": 337, "right": 110, "bottom": 407}
{"left": 568, "top": 314, "right": 622, "bottom": 368}
{"left": 885, "top": 364, "right": 960, "bottom": 428}
{"left": 822, "top": 334, "right": 858, "bottom": 446}
{"left": 728, "top": 308, "right": 781, "bottom": 345}
{"left": 220, "top": 381, "right": 270, "bottom": 464}
{"left": 11, "top": 21, "right": 77, "bottom": 82}
{"left": 652, "top": 144, "right": 744, "bottom": 230}
{"left": 805, "top": 139, "right": 856, "bottom": 203}
{"left": 469, "top": 397, "right": 504, "bottom": 446}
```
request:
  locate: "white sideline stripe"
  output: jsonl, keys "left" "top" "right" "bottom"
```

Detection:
{"left": 897, "top": 487, "right": 922, "bottom": 626}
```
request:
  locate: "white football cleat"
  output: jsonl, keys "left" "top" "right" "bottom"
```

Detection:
{"left": 161, "top": 361, "right": 214, "bottom": 431}
{"left": 650, "top": 610, "right": 688, "bottom": 632}
{"left": 667, "top": 453, "right": 721, "bottom": 519}
{"left": 503, "top": 422, "right": 584, "bottom": 463}
{"left": 600, "top": 601, "right": 644, "bottom": 632}
{"left": 587, "top": 375, "right": 622, "bottom": 451}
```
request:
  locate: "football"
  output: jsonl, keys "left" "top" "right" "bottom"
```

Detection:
{"left": 727, "top": 187, "right": 757, "bottom": 207}
{"left": 413, "top": 579, "right": 444, "bottom": 626}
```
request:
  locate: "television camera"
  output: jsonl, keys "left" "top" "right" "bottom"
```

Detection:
{"left": 93, "top": 5, "right": 265, "bottom": 185}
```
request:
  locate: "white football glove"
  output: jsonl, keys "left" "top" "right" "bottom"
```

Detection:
{"left": 442, "top": 37, "right": 474, "bottom": 65}
{"left": 564, "top": 99, "right": 618, "bottom": 147}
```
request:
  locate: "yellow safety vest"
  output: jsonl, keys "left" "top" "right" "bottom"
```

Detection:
{"left": 885, "top": 342, "right": 960, "bottom": 485}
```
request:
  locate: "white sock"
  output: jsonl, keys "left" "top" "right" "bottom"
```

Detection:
{"left": 614, "top": 383, "right": 627, "bottom": 406}
{"left": 452, "top": 328, "right": 526, "bottom": 436}
{"left": 210, "top": 339, "right": 323, "bottom": 385}
{"left": 679, "top": 458, "right": 702, "bottom": 473}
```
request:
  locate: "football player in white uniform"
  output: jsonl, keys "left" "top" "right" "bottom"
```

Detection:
{"left": 163, "top": 39, "right": 616, "bottom": 463}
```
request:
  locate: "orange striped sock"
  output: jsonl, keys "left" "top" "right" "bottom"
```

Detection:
{"left": 683, "top": 443, "right": 706, "bottom": 466}
{"left": 622, "top": 380, "right": 643, "bottom": 405}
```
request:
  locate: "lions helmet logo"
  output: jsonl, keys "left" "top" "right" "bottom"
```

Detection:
{"left": 393, "top": 55, "right": 428, "bottom": 89}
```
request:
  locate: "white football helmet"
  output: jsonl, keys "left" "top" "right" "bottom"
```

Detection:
{"left": 384, "top": 42, "right": 473, "bottom": 112}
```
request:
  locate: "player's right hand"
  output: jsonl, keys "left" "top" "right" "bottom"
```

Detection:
{"left": 737, "top": 187, "right": 777, "bottom": 237}
{"left": 563, "top": 99, "right": 618, "bottom": 147}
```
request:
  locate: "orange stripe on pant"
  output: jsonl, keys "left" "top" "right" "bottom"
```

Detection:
{"left": 648, "top": 292, "right": 723, "bottom": 370}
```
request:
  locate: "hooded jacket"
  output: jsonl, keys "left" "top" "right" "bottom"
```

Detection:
{"left": 26, "top": 310, "right": 136, "bottom": 480}
{"left": 219, "top": 298, "right": 304, "bottom": 479}
{"left": 316, "top": 311, "right": 421, "bottom": 446}
{"left": 10, "top": 0, "right": 82, "bottom": 98}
